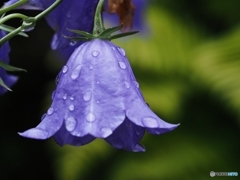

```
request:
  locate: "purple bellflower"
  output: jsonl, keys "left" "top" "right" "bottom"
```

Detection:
{"left": 19, "top": 39, "right": 179, "bottom": 152}
{"left": 0, "top": 30, "right": 18, "bottom": 94}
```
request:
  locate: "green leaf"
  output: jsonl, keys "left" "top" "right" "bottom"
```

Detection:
{"left": 110, "top": 31, "right": 139, "bottom": 40}
{"left": 0, "top": 24, "right": 28, "bottom": 37}
{"left": 0, "top": 77, "right": 12, "bottom": 91}
{"left": 98, "top": 25, "right": 122, "bottom": 38}
{"left": 66, "top": 29, "right": 93, "bottom": 38}
{"left": 0, "top": 60, "right": 27, "bottom": 72}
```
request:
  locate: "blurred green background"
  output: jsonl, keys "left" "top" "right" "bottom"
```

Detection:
{"left": 0, "top": 0, "right": 240, "bottom": 179}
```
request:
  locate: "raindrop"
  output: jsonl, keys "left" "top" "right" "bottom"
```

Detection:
{"left": 124, "top": 81, "right": 130, "bottom": 89}
{"left": 89, "top": 65, "right": 93, "bottom": 70}
{"left": 83, "top": 91, "right": 92, "bottom": 101}
{"left": 70, "top": 40, "right": 77, "bottom": 46}
{"left": 62, "top": 65, "right": 68, "bottom": 73}
{"left": 71, "top": 65, "right": 82, "bottom": 80}
{"left": 117, "top": 47, "right": 126, "bottom": 56}
{"left": 51, "top": 91, "right": 56, "bottom": 100}
{"left": 68, "top": 104, "right": 75, "bottom": 111}
{"left": 142, "top": 117, "right": 159, "bottom": 128}
{"left": 86, "top": 113, "right": 96, "bottom": 122}
{"left": 63, "top": 94, "right": 67, "bottom": 100}
{"left": 91, "top": 50, "right": 100, "bottom": 57}
{"left": 96, "top": 81, "right": 100, "bottom": 84}
{"left": 118, "top": 62, "right": 126, "bottom": 69}
{"left": 41, "top": 113, "right": 46, "bottom": 121}
{"left": 65, "top": 117, "right": 77, "bottom": 131}
{"left": 133, "top": 81, "right": 139, "bottom": 88}
{"left": 47, "top": 108, "right": 54, "bottom": 115}
{"left": 70, "top": 96, "right": 74, "bottom": 100}
{"left": 101, "top": 127, "right": 113, "bottom": 138}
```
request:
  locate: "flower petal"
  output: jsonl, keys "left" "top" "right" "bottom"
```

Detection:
{"left": 19, "top": 106, "right": 64, "bottom": 139}
{"left": 54, "top": 123, "right": 95, "bottom": 146}
{"left": 53, "top": 39, "right": 132, "bottom": 138}
{"left": 105, "top": 118, "right": 145, "bottom": 152}
{"left": 126, "top": 93, "right": 179, "bottom": 133}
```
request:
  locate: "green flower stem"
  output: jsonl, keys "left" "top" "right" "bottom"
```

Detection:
{"left": 93, "top": 0, "right": 105, "bottom": 36}
{"left": 0, "top": 0, "right": 28, "bottom": 15}
{"left": 0, "top": 13, "right": 28, "bottom": 24}
{"left": 35, "top": 0, "right": 62, "bottom": 21}
{"left": 0, "top": 26, "right": 22, "bottom": 45}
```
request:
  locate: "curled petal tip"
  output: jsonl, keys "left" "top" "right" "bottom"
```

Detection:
{"left": 18, "top": 128, "right": 49, "bottom": 139}
{"left": 133, "top": 144, "right": 146, "bottom": 152}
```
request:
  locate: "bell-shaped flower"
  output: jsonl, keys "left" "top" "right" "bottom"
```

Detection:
{"left": 0, "top": 30, "right": 18, "bottom": 94}
{"left": 19, "top": 39, "right": 179, "bottom": 151}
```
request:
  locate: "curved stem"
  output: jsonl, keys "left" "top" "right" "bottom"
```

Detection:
{"left": 0, "top": 13, "right": 28, "bottom": 24}
{"left": 0, "top": 0, "right": 28, "bottom": 15}
{"left": 0, "top": 26, "right": 22, "bottom": 46}
{"left": 93, "top": 0, "right": 105, "bottom": 36}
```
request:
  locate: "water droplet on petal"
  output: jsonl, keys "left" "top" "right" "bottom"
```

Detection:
{"left": 101, "top": 127, "right": 113, "bottom": 138}
{"left": 96, "top": 81, "right": 100, "bottom": 84}
{"left": 111, "top": 47, "right": 116, "bottom": 51}
{"left": 86, "top": 113, "right": 96, "bottom": 122}
{"left": 41, "top": 113, "right": 46, "bottom": 121}
{"left": 51, "top": 91, "right": 56, "bottom": 99}
{"left": 89, "top": 65, "right": 93, "bottom": 70}
{"left": 83, "top": 91, "right": 91, "bottom": 101}
{"left": 70, "top": 96, "right": 74, "bottom": 100}
{"left": 133, "top": 81, "right": 139, "bottom": 88}
{"left": 118, "top": 62, "right": 126, "bottom": 69}
{"left": 71, "top": 65, "right": 82, "bottom": 80}
{"left": 92, "top": 50, "right": 99, "bottom": 57}
{"left": 62, "top": 65, "right": 68, "bottom": 73}
{"left": 68, "top": 104, "right": 75, "bottom": 111}
{"left": 142, "top": 117, "right": 159, "bottom": 128}
{"left": 124, "top": 81, "right": 130, "bottom": 89}
{"left": 112, "top": 140, "right": 124, "bottom": 149}
{"left": 63, "top": 94, "right": 67, "bottom": 100}
{"left": 70, "top": 40, "right": 77, "bottom": 46}
{"left": 47, "top": 108, "right": 54, "bottom": 115}
{"left": 65, "top": 117, "right": 77, "bottom": 132}
{"left": 96, "top": 100, "right": 99, "bottom": 104}
{"left": 117, "top": 47, "right": 126, "bottom": 56}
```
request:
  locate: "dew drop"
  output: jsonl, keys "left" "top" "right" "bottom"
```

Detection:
{"left": 133, "top": 81, "right": 139, "bottom": 88}
{"left": 89, "top": 65, "right": 93, "bottom": 70}
{"left": 51, "top": 91, "right": 56, "bottom": 100}
{"left": 117, "top": 47, "right": 126, "bottom": 56}
{"left": 62, "top": 65, "right": 68, "bottom": 73}
{"left": 70, "top": 40, "right": 77, "bottom": 46}
{"left": 71, "top": 65, "right": 82, "bottom": 80}
{"left": 92, "top": 50, "right": 100, "bottom": 57}
{"left": 70, "top": 96, "right": 74, "bottom": 100}
{"left": 41, "top": 113, "right": 46, "bottom": 121}
{"left": 124, "top": 81, "right": 130, "bottom": 89}
{"left": 68, "top": 104, "right": 75, "bottom": 111}
{"left": 65, "top": 117, "right": 77, "bottom": 131}
{"left": 118, "top": 62, "right": 126, "bottom": 69}
{"left": 86, "top": 113, "right": 96, "bottom": 122}
{"left": 111, "top": 47, "right": 116, "bottom": 51}
{"left": 47, "top": 108, "right": 54, "bottom": 115}
{"left": 142, "top": 117, "right": 159, "bottom": 128}
{"left": 96, "top": 100, "right": 99, "bottom": 104}
{"left": 83, "top": 91, "right": 92, "bottom": 101}
{"left": 96, "top": 81, "right": 100, "bottom": 84}
{"left": 63, "top": 94, "right": 67, "bottom": 100}
{"left": 101, "top": 127, "right": 113, "bottom": 138}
